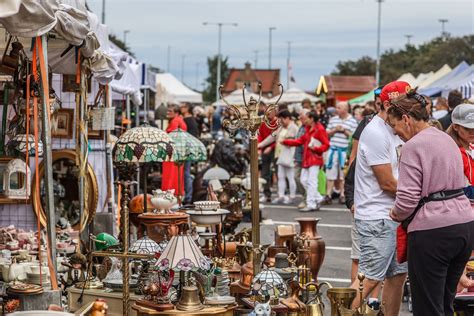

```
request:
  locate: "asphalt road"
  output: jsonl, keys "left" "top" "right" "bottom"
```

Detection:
{"left": 238, "top": 197, "right": 412, "bottom": 315}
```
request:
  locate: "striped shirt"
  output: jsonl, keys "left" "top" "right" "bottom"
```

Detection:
{"left": 327, "top": 115, "right": 358, "bottom": 148}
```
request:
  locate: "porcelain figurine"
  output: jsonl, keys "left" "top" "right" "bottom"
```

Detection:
{"left": 250, "top": 301, "right": 272, "bottom": 316}
{"left": 151, "top": 189, "right": 176, "bottom": 213}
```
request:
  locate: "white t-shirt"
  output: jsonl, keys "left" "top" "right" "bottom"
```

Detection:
{"left": 354, "top": 115, "right": 404, "bottom": 220}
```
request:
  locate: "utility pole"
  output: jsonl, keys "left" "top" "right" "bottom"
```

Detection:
{"left": 203, "top": 22, "right": 238, "bottom": 101}
{"left": 123, "top": 30, "right": 130, "bottom": 46}
{"left": 181, "top": 54, "right": 186, "bottom": 83}
{"left": 439, "top": 18, "right": 448, "bottom": 38}
{"left": 268, "top": 27, "right": 276, "bottom": 69}
{"left": 286, "top": 41, "right": 292, "bottom": 89}
{"left": 375, "top": 0, "right": 383, "bottom": 86}
{"left": 167, "top": 45, "right": 171, "bottom": 73}
{"left": 195, "top": 62, "right": 199, "bottom": 90}
{"left": 404, "top": 34, "right": 413, "bottom": 45}
{"left": 253, "top": 50, "right": 259, "bottom": 69}
{"left": 101, "top": 0, "right": 105, "bottom": 24}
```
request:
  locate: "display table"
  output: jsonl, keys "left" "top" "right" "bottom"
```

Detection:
{"left": 67, "top": 287, "right": 143, "bottom": 316}
{"left": 131, "top": 303, "right": 237, "bottom": 316}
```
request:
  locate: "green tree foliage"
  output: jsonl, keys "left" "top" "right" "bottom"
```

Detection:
{"left": 332, "top": 35, "right": 473, "bottom": 84}
{"left": 203, "top": 55, "right": 230, "bottom": 103}
{"left": 109, "top": 34, "right": 135, "bottom": 57}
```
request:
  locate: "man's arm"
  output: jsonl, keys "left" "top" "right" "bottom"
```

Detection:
{"left": 348, "top": 139, "right": 358, "bottom": 167}
{"left": 372, "top": 164, "right": 397, "bottom": 196}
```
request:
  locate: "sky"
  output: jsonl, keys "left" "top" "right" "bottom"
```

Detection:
{"left": 87, "top": 0, "right": 473, "bottom": 91}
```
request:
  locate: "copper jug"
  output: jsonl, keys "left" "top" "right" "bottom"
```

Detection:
{"left": 295, "top": 217, "right": 326, "bottom": 281}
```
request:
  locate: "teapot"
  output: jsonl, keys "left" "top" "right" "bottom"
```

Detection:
{"left": 150, "top": 189, "right": 177, "bottom": 213}
{"left": 2, "top": 258, "right": 27, "bottom": 282}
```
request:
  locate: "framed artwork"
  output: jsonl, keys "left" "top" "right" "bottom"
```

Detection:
{"left": 0, "top": 157, "right": 28, "bottom": 204}
{"left": 87, "top": 122, "right": 104, "bottom": 139}
{"left": 62, "top": 74, "right": 92, "bottom": 93}
{"left": 52, "top": 109, "right": 74, "bottom": 139}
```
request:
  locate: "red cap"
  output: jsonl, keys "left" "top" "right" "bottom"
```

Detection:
{"left": 380, "top": 81, "right": 412, "bottom": 102}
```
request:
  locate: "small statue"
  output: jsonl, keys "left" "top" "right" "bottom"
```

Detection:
{"left": 60, "top": 253, "right": 87, "bottom": 288}
{"left": 250, "top": 301, "right": 272, "bottom": 316}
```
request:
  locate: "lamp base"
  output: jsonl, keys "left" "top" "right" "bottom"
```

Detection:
{"left": 135, "top": 299, "right": 174, "bottom": 311}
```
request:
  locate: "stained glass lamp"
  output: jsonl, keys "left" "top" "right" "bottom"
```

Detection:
{"left": 113, "top": 125, "right": 175, "bottom": 213}
{"left": 167, "top": 128, "right": 207, "bottom": 205}
{"left": 8, "top": 134, "right": 43, "bottom": 157}
{"left": 251, "top": 269, "right": 288, "bottom": 303}
{"left": 130, "top": 235, "right": 164, "bottom": 254}
{"left": 155, "top": 234, "right": 209, "bottom": 272}
{"left": 113, "top": 125, "right": 175, "bottom": 164}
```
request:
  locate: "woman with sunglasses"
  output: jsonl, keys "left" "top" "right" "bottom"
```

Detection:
{"left": 387, "top": 92, "right": 474, "bottom": 316}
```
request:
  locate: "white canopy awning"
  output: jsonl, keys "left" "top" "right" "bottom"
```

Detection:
{"left": 212, "top": 89, "right": 268, "bottom": 107}
{"left": 156, "top": 73, "right": 202, "bottom": 104}
{"left": 268, "top": 87, "right": 319, "bottom": 104}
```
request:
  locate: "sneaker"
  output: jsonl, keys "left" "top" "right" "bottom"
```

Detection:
{"left": 283, "top": 196, "right": 293, "bottom": 205}
{"left": 321, "top": 195, "right": 332, "bottom": 205}
{"left": 259, "top": 195, "right": 267, "bottom": 203}
{"left": 339, "top": 196, "right": 346, "bottom": 205}
{"left": 298, "top": 201, "right": 306, "bottom": 209}
{"left": 367, "top": 298, "right": 380, "bottom": 310}
{"left": 272, "top": 197, "right": 284, "bottom": 204}
{"left": 299, "top": 207, "right": 314, "bottom": 212}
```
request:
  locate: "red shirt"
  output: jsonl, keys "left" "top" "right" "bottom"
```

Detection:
{"left": 166, "top": 116, "right": 187, "bottom": 133}
{"left": 283, "top": 123, "right": 329, "bottom": 168}
{"left": 258, "top": 120, "right": 277, "bottom": 150}
{"left": 460, "top": 146, "right": 474, "bottom": 185}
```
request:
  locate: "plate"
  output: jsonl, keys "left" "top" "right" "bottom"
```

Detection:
{"left": 205, "top": 295, "right": 236, "bottom": 305}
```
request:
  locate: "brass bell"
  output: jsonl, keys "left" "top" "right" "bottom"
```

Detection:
{"left": 176, "top": 285, "right": 204, "bottom": 312}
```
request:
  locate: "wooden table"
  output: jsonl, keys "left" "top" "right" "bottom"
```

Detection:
{"left": 67, "top": 287, "right": 143, "bottom": 316}
{"left": 131, "top": 303, "right": 236, "bottom": 316}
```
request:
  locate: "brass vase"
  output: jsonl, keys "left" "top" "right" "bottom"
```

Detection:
{"left": 295, "top": 217, "right": 326, "bottom": 281}
{"left": 326, "top": 288, "right": 357, "bottom": 316}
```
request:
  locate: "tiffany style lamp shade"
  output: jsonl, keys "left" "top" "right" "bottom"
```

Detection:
{"left": 167, "top": 128, "right": 207, "bottom": 205}
{"left": 113, "top": 125, "right": 175, "bottom": 213}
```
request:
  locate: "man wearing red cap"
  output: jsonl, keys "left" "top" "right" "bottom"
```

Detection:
{"left": 351, "top": 81, "right": 411, "bottom": 315}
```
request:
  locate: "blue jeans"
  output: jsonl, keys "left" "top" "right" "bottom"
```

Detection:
{"left": 184, "top": 161, "right": 193, "bottom": 203}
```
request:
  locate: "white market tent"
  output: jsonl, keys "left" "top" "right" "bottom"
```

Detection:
{"left": 156, "top": 73, "right": 202, "bottom": 104}
{"left": 419, "top": 61, "right": 470, "bottom": 97}
{"left": 268, "top": 87, "right": 319, "bottom": 104}
{"left": 417, "top": 64, "right": 452, "bottom": 89}
{"left": 212, "top": 88, "right": 268, "bottom": 107}
{"left": 396, "top": 73, "right": 417, "bottom": 87}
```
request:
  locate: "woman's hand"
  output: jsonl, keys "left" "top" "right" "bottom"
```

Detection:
{"left": 389, "top": 208, "right": 402, "bottom": 222}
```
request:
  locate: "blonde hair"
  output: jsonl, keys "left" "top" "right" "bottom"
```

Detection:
{"left": 447, "top": 124, "right": 468, "bottom": 149}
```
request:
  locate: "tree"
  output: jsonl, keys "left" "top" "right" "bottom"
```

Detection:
{"left": 332, "top": 35, "right": 473, "bottom": 84}
{"left": 109, "top": 34, "right": 135, "bottom": 57}
{"left": 203, "top": 55, "right": 230, "bottom": 103}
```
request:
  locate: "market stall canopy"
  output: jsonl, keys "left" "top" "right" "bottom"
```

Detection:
{"left": 156, "top": 73, "right": 202, "bottom": 105}
{"left": 418, "top": 61, "right": 470, "bottom": 97}
{"left": 212, "top": 88, "right": 268, "bottom": 107}
{"left": 348, "top": 89, "right": 374, "bottom": 105}
{"left": 416, "top": 64, "right": 452, "bottom": 89}
{"left": 268, "top": 87, "right": 319, "bottom": 104}
{"left": 396, "top": 73, "right": 417, "bottom": 87}
{"left": 0, "top": 0, "right": 120, "bottom": 84}
{"left": 439, "top": 65, "right": 474, "bottom": 98}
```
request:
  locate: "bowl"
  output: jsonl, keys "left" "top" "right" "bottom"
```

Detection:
{"left": 193, "top": 201, "right": 220, "bottom": 211}
{"left": 186, "top": 209, "right": 230, "bottom": 225}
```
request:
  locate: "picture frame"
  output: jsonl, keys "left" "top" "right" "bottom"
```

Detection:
{"left": 0, "top": 157, "right": 28, "bottom": 204}
{"left": 52, "top": 109, "right": 74, "bottom": 139}
{"left": 62, "top": 74, "right": 92, "bottom": 93}
{"left": 87, "top": 122, "right": 104, "bottom": 139}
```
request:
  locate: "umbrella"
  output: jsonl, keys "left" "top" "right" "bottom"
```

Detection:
{"left": 167, "top": 128, "right": 207, "bottom": 205}
{"left": 113, "top": 125, "right": 175, "bottom": 212}
{"left": 268, "top": 87, "right": 319, "bottom": 104}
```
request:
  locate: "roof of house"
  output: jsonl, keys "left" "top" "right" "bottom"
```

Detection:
{"left": 222, "top": 63, "right": 280, "bottom": 93}
{"left": 317, "top": 75, "right": 376, "bottom": 94}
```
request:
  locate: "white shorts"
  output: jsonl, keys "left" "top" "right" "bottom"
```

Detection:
{"left": 326, "top": 151, "right": 346, "bottom": 180}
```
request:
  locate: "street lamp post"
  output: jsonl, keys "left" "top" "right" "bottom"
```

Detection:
{"left": 287, "top": 41, "right": 292, "bottom": 89}
{"left": 404, "top": 34, "right": 413, "bottom": 45}
{"left": 123, "top": 30, "right": 130, "bottom": 46}
{"left": 219, "top": 83, "right": 283, "bottom": 275}
{"left": 439, "top": 18, "right": 448, "bottom": 38}
{"left": 181, "top": 54, "right": 186, "bottom": 83}
{"left": 203, "top": 22, "right": 238, "bottom": 102}
{"left": 167, "top": 45, "right": 171, "bottom": 73}
{"left": 375, "top": 0, "right": 383, "bottom": 86}
{"left": 268, "top": 27, "right": 276, "bottom": 69}
{"left": 253, "top": 50, "right": 259, "bottom": 69}
{"left": 101, "top": 0, "right": 106, "bottom": 24}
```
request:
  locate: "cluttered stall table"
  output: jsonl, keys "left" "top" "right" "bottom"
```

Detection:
{"left": 131, "top": 303, "right": 237, "bottom": 316}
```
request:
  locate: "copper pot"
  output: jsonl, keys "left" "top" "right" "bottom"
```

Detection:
{"left": 295, "top": 217, "right": 326, "bottom": 281}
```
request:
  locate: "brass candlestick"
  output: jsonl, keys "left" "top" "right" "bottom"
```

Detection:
{"left": 219, "top": 83, "right": 283, "bottom": 274}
